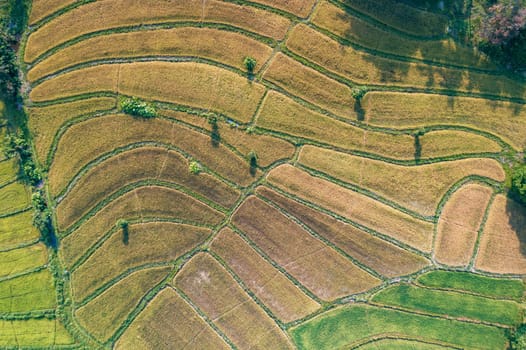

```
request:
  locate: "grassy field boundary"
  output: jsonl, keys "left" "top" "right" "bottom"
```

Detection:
{"left": 350, "top": 333, "right": 463, "bottom": 349}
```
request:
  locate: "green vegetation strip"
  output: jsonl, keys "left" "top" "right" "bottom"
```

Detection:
{"left": 417, "top": 270, "right": 524, "bottom": 300}
{"left": 290, "top": 304, "right": 507, "bottom": 350}
{"left": 371, "top": 284, "right": 523, "bottom": 326}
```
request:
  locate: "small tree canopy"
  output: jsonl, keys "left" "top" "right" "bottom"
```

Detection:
{"left": 512, "top": 164, "right": 526, "bottom": 205}
{"left": 243, "top": 56, "right": 257, "bottom": 73}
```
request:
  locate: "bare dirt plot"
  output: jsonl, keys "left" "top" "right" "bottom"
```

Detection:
{"left": 115, "top": 287, "right": 230, "bottom": 350}
{"left": 250, "top": 0, "right": 316, "bottom": 17}
{"left": 435, "top": 184, "right": 493, "bottom": 267}
{"left": 29, "top": 0, "right": 75, "bottom": 24}
{"left": 27, "top": 27, "right": 273, "bottom": 82}
{"left": 262, "top": 53, "right": 355, "bottom": 118}
{"left": 298, "top": 145, "right": 504, "bottom": 216}
{"left": 160, "top": 110, "right": 295, "bottom": 167}
{"left": 257, "top": 186, "right": 429, "bottom": 277}
{"left": 286, "top": 24, "right": 526, "bottom": 100}
{"left": 267, "top": 165, "right": 434, "bottom": 252}
{"left": 25, "top": 0, "right": 290, "bottom": 62}
{"left": 210, "top": 228, "right": 320, "bottom": 322}
{"left": 30, "top": 62, "right": 266, "bottom": 123}
{"left": 76, "top": 266, "right": 170, "bottom": 342}
{"left": 57, "top": 146, "right": 239, "bottom": 226}
{"left": 0, "top": 211, "right": 39, "bottom": 249}
{"left": 28, "top": 97, "right": 116, "bottom": 163}
{"left": 363, "top": 91, "right": 526, "bottom": 150}
{"left": 71, "top": 222, "right": 209, "bottom": 302}
{"left": 312, "top": 1, "right": 492, "bottom": 69}
{"left": 233, "top": 196, "right": 381, "bottom": 300}
{"left": 59, "top": 185, "right": 223, "bottom": 267}
{"left": 0, "top": 244, "right": 47, "bottom": 279}
{"left": 48, "top": 114, "right": 259, "bottom": 197}
{"left": 174, "top": 253, "right": 294, "bottom": 350}
{"left": 256, "top": 91, "right": 501, "bottom": 160}
{"left": 475, "top": 195, "right": 526, "bottom": 274}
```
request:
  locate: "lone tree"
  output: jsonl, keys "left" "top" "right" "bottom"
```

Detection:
{"left": 116, "top": 219, "right": 129, "bottom": 244}
{"left": 243, "top": 56, "right": 257, "bottom": 74}
{"left": 248, "top": 150, "right": 258, "bottom": 176}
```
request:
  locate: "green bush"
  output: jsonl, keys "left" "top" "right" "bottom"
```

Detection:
{"left": 351, "top": 86, "right": 368, "bottom": 101}
{"left": 189, "top": 161, "right": 201, "bottom": 175}
{"left": 243, "top": 56, "right": 257, "bottom": 73}
{"left": 512, "top": 324, "right": 526, "bottom": 349}
{"left": 31, "top": 191, "right": 56, "bottom": 248}
{"left": 4, "top": 133, "right": 42, "bottom": 185}
{"left": 119, "top": 97, "right": 157, "bottom": 118}
{"left": 511, "top": 164, "right": 526, "bottom": 205}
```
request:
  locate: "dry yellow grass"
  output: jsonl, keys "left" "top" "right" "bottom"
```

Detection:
{"left": 76, "top": 266, "right": 170, "bottom": 342}
{"left": 251, "top": 0, "right": 316, "bottom": 17}
{"left": 257, "top": 186, "right": 430, "bottom": 278}
{"left": 257, "top": 91, "right": 500, "bottom": 160}
{"left": 312, "top": 1, "right": 494, "bottom": 69}
{"left": 435, "top": 184, "right": 493, "bottom": 267}
{"left": 364, "top": 91, "right": 526, "bottom": 150}
{"left": 267, "top": 165, "right": 434, "bottom": 252}
{"left": 286, "top": 24, "right": 526, "bottom": 99}
{"left": 298, "top": 145, "right": 505, "bottom": 216}
{"left": 30, "top": 62, "right": 266, "bottom": 123}
{"left": 233, "top": 196, "right": 381, "bottom": 300}
{"left": 211, "top": 228, "right": 320, "bottom": 322}
{"left": 263, "top": 53, "right": 355, "bottom": 118}
{"left": 71, "top": 222, "right": 210, "bottom": 302}
{"left": 48, "top": 114, "right": 259, "bottom": 197}
{"left": 27, "top": 27, "right": 273, "bottom": 82}
{"left": 29, "top": 0, "right": 74, "bottom": 24}
{"left": 57, "top": 146, "right": 239, "bottom": 226}
{"left": 59, "top": 186, "right": 223, "bottom": 267}
{"left": 161, "top": 110, "right": 295, "bottom": 167}
{"left": 174, "top": 253, "right": 294, "bottom": 350}
{"left": 0, "top": 244, "right": 47, "bottom": 279}
{"left": 25, "top": 0, "right": 290, "bottom": 62}
{"left": 115, "top": 287, "right": 230, "bottom": 350}
{"left": 475, "top": 195, "right": 526, "bottom": 274}
{"left": 28, "top": 97, "right": 116, "bottom": 163}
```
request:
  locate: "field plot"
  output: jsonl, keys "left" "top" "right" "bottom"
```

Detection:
{"left": 0, "top": 158, "right": 16, "bottom": 186}
{"left": 76, "top": 266, "right": 170, "bottom": 341}
{"left": 25, "top": 0, "right": 290, "bottom": 62}
{"left": 417, "top": 271, "right": 524, "bottom": 300}
{"left": 211, "top": 228, "right": 320, "bottom": 322}
{"left": 291, "top": 304, "right": 508, "bottom": 350}
{"left": 372, "top": 284, "right": 523, "bottom": 326}
{"left": 115, "top": 287, "right": 230, "bottom": 350}
{"left": 267, "top": 164, "right": 434, "bottom": 251}
{"left": 435, "top": 184, "right": 493, "bottom": 266}
{"left": 0, "top": 244, "right": 47, "bottom": 279}
{"left": 174, "top": 253, "right": 294, "bottom": 349}
{"left": 475, "top": 195, "right": 526, "bottom": 274}
{"left": 29, "top": 0, "right": 75, "bottom": 24}
{"left": 0, "top": 269, "right": 55, "bottom": 313}
{"left": 0, "top": 211, "right": 39, "bottom": 249}
{"left": 0, "top": 319, "right": 73, "bottom": 347}
{"left": 311, "top": 1, "right": 494, "bottom": 69}
{"left": 358, "top": 339, "right": 452, "bottom": 349}
{"left": 233, "top": 196, "right": 381, "bottom": 300}
{"left": 363, "top": 92, "right": 526, "bottom": 149}
{"left": 256, "top": 186, "right": 429, "bottom": 277}
{"left": 298, "top": 146, "right": 504, "bottom": 216}
{"left": 71, "top": 222, "right": 210, "bottom": 302}
{"left": 250, "top": 0, "right": 316, "bottom": 17}
{"left": 0, "top": 181, "right": 31, "bottom": 214}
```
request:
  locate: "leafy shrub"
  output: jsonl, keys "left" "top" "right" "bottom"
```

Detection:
{"left": 119, "top": 97, "right": 157, "bottom": 118}
{"left": 116, "top": 219, "right": 129, "bottom": 229}
{"left": 189, "top": 161, "right": 201, "bottom": 175}
{"left": 511, "top": 164, "right": 526, "bottom": 205}
{"left": 4, "top": 133, "right": 41, "bottom": 185}
{"left": 244, "top": 56, "right": 257, "bottom": 73}
{"left": 32, "top": 191, "right": 56, "bottom": 248}
{"left": 0, "top": 35, "right": 20, "bottom": 99}
{"left": 512, "top": 324, "right": 526, "bottom": 349}
{"left": 351, "top": 86, "right": 368, "bottom": 101}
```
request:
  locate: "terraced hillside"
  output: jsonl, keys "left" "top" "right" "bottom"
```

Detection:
{"left": 15, "top": 0, "right": 526, "bottom": 348}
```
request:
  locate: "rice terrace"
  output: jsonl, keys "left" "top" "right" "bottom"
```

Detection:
{"left": 1, "top": 0, "right": 526, "bottom": 348}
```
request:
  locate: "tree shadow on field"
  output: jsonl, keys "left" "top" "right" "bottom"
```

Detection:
{"left": 122, "top": 225, "right": 129, "bottom": 245}
{"left": 505, "top": 196, "right": 526, "bottom": 256}
{"left": 211, "top": 122, "right": 221, "bottom": 147}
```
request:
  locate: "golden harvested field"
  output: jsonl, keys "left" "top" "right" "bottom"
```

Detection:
{"left": 71, "top": 222, "right": 210, "bottom": 302}
{"left": 262, "top": 53, "right": 355, "bottom": 118}
{"left": 30, "top": 62, "right": 266, "bottom": 122}
{"left": 267, "top": 164, "right": 434, "bottom": 252}
{"left": 60, "top": 185, "right": 222, "bottom": 267}
{"left": 29, "top": 0, "right": 75, "bottom": 24}
{"left": 256, "top": 186, "right": 430, "bottom": 277}
{"left": 298, "top": 145, "right": 505, "bottom": 215}
{"left": 27, "top": 27, "right": 273, "bottom": 82}
{"left": 286, "top": 24, "right": 526, "bottom": 99}
{"left": 257, "top": 91, "right": 501, "bottom": 159}
{"left": 25, "top": 0, "right": 290, "bottom": 62}
{"left": 233, "top": 196, "right": 381, "bottom": 300}
{"left": 115, "top": 287, "right": 230, "bottom": 350}
{"left": 211, "top": 228, "right": 320, "bottom": 321}
{"left": 76, "top": 266, "right": 170, "bottom": 341}
{"left": 28, "top": 97, "right": 116, "bottom": 163}
{"left": 57, "top": 146, "right": 239, "bottom": 226}
{"left": 364, "top": 91, "right": 526, "bottom": 149}
{"left": 250, "top": 0, "right": 316, "bottom": 17}
{"left": 435, "top": 184, "right": 493, "bottom": 267}
{"left": 48, "top": 114, "right": 258, "bottom": 197}
{"left": 312, "top": 1, "right": 494, "bottom": 69}
{"left": 174, "top": 253, "right": 294, "bottom": 350}
{"left": 160, "top": 110, "right": 295, "bottom": 167}
{"left": 475, "top": 195, "right": 526, "bottom": 274}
